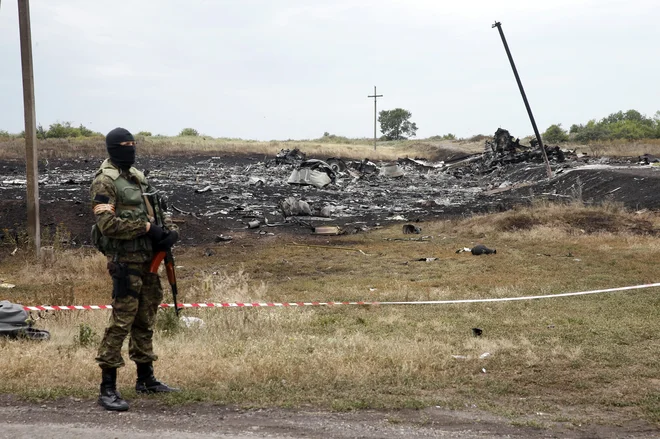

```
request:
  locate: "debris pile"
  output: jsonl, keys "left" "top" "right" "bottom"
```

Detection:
{"left": 481, "top": 128, "right": 570, "bottom": 169}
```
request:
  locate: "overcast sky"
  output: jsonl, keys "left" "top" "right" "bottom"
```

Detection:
{"left": 1, "top": 0, "right": 658, "bottom": 140}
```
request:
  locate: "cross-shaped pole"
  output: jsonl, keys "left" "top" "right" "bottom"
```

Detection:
{"left": 367, "top": 86, "right": 383, "bottom": 151}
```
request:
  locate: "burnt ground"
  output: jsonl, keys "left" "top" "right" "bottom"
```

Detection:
{"left": 1, "top": 152, "right": 660, "bottom": 247}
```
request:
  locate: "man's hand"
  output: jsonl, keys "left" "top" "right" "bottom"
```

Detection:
{"left": 146, "top": 223, "right": 166, "bottom": 242}
{"left": 156, "top": 230, "right": 179, "bottom": 250}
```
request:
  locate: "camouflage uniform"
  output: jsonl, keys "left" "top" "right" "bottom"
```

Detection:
{"left": 91, "top": 158, "right": 177, "bottom": 369}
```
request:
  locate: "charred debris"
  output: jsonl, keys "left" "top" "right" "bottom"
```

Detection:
{"left": 165, "top": 129, "right": 579, "bottom": 235}
{"left": 0, "top": 129, "right": 597, "bottom": 242}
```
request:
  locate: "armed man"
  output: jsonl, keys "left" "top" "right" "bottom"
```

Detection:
{"left": 90, "top": 127, "right": 180, "bottom": 411}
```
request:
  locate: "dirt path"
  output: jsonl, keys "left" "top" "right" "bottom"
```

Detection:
{"left": 0, "top": 396, "right": 657, "bottom": 439}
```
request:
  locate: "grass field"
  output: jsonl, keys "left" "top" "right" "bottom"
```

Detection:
{"left": 1, "top": 201, "right": 659, "bottom": 428}
{"left": 0, "top": 136, "right": 480, "bottom": 162}
{"left": 2, "top": 135, "right": 660, "bottom": 162}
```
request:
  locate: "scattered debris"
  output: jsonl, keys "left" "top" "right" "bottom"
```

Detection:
{"left": 180, "top": 316, "right": 205, "bottom": 328}
{"left": 472, "top": 328, "right": 483, "bottom": 337}
{"left": 279, "top": 197, "right": 312, "bottom": 217}
{"left": 402, "top": 224, "right": 421, "bottom": 234}
{"left": 415, "top": 257, "right": 438, "bottom": 262}
{"left": 1, "top": 126, "right": 647, "bottom": 246}
{"left": 479, "top": 352, "right": 491, "bottom": 359}
{"left": 287, "top": 159, "right": 336, "bottom": 188}
{"left": 639, "top": 154, "right": 659, "bottom": 164}
{"left": 214, "top": 235, "right": 233, "bottom": 242}
{"left": 325, "top": 157, "right": 348, "bottom": 173}
{"left": 471, "top": 244, "right": 496, "bottom": 255}
{"left": 0, "top": 282, "right": 15, "bottom": 289}
{"left": 276, "top": 148, "right": 306, "bottom": 165}
{"left": 384, "top": 236, "right": 432, "bottom": 242}
{"left": 313, "top": 225, "right": 343, "bottom": 235}
{"left": 379, "top": 163, "right": 404, "bottom": 178}
{"left": 451, "top": 355, "right": 468, "bottom": 360}
{"left": 248, "top": 176, "right": 266, "bottom": 186}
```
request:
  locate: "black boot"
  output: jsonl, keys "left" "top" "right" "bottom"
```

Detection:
{"left": 98, "top": 368, "right": 129, "bottom": 411}
{"left": 135, "top": 362, "right": 179, "bottom": 394}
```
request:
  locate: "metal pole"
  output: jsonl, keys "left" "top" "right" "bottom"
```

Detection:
{"left": 492, "top": 21, "right": 552, "bottom": 179}
{"left": 368, "top": 86, "right": 383, "bottom": 151}
{"left": 18, "top": 0, "right": 41, "bottom": 255}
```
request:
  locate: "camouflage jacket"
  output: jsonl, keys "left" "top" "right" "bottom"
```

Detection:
{"left": 90, "top": 159, "right": 178, "bottom": 262}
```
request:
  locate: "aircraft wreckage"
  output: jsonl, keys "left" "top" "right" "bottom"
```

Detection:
{"left": 0, "top": 129, "right": 657, "bottom": 245}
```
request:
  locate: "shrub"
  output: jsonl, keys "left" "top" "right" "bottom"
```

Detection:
{"left": 543, "top": 124, "right": 569, "bottom": 143}
{"left": 428, "top": 133, "right": 457, "bottom": 141}
{"left": 179, "top": 128, "right": 199, "bottom": 136}
{"left": 74, "top": 323, "right": 98, "bottom": 347}
{"left": 137, "top": 131, "right": 152, "bottom": 136}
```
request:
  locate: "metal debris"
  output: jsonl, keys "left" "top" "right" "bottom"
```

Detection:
{"left": 402, "top": 224, "right": 421, "bottom": 234}
{"left": 287, "top": 159, "right": 336, "bottom": 188}
{"left": 471, "top": 244, "right": 496, "bottom": 255}
{"left": 276, "top": 148, "right": 306, "bottom": 165}
{"left": 279, "top": 197, "right": 312, "bottom": 217}
{"left": 379, "top": 163, "right": 404, "bottom": 178}
{"left": 313, "top": 225, "right": 342, "bottom": 235}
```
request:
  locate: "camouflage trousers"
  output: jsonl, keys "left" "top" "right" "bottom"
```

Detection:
{"left": 96, "top": 261, "right": 163, "bottom": 369}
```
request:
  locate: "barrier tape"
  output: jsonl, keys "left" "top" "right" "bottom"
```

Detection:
{"left": 22, "top": 282, "right": 660, "bottom": 312}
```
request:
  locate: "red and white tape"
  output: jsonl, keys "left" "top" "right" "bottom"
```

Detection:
{"left": 23, "top": 282, "right": 660, "bottom": 312}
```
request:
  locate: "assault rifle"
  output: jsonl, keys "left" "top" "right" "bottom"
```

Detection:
{"left": 144, "top": 191, "right": 180, "bottom": 316}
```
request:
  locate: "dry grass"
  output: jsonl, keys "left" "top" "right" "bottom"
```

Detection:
{"left": 569, "top": 139, "right": 660, "bottom": 158}
{"left": 1, "top": 203, "right": 660, "bottom": 426}
{"left": 4, "top": 135, "right": 660, "bottom": 163}
{"left": 3, "top": 136, "right": 658, "bottom": 163}
{"left": 0, "top": 137, "right": 476, "bottom": 163}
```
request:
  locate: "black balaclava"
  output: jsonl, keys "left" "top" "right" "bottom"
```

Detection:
{"left": 105, "top": 127, "right": 136, "bottom": 170}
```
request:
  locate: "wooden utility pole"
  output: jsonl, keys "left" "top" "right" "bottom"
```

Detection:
{"left": 18, "top": 0, "right": 41, "bottom": 255}
{"left": 367, "top": 86, "right": 383, "bottom": 151}
{"left": 492, "top": 21, "right": 552, "bottom": 179}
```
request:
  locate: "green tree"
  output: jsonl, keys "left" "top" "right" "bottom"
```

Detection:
{"left": 542, "top": 124, "right": 569, "bottom": 143}
{"left": 137, "top": 131, "right": 152, "bottom": 136}
{"left": 36, "top": 124, "right": 47, "bottom": 139}
{"left": 378, "top": 108, "right": 418, "bottom": 140}
{"left": 570, "top": 119, "right": 610, "bottom": 142}
{"left": 46, "top": 122, "right": 81, "bottom": 138}
{"left": 179, "top": 128, "right": 199, "bottom": 136}
{"left": 78, "top": 124, "right": 96, "bottom": 137}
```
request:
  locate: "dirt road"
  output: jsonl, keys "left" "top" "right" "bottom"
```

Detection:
{"left": 0, "top": 396, "right": 657, "bottom": 439}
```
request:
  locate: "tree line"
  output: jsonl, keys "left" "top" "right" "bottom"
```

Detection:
{"left": 543, "top": 110, "right": 660, "bottom": 143}
{"left": 1, "top": 109, "right": 659, "bottom": 143}
{"left": 0, "top": 123, "right": 201, "bottom": 139}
